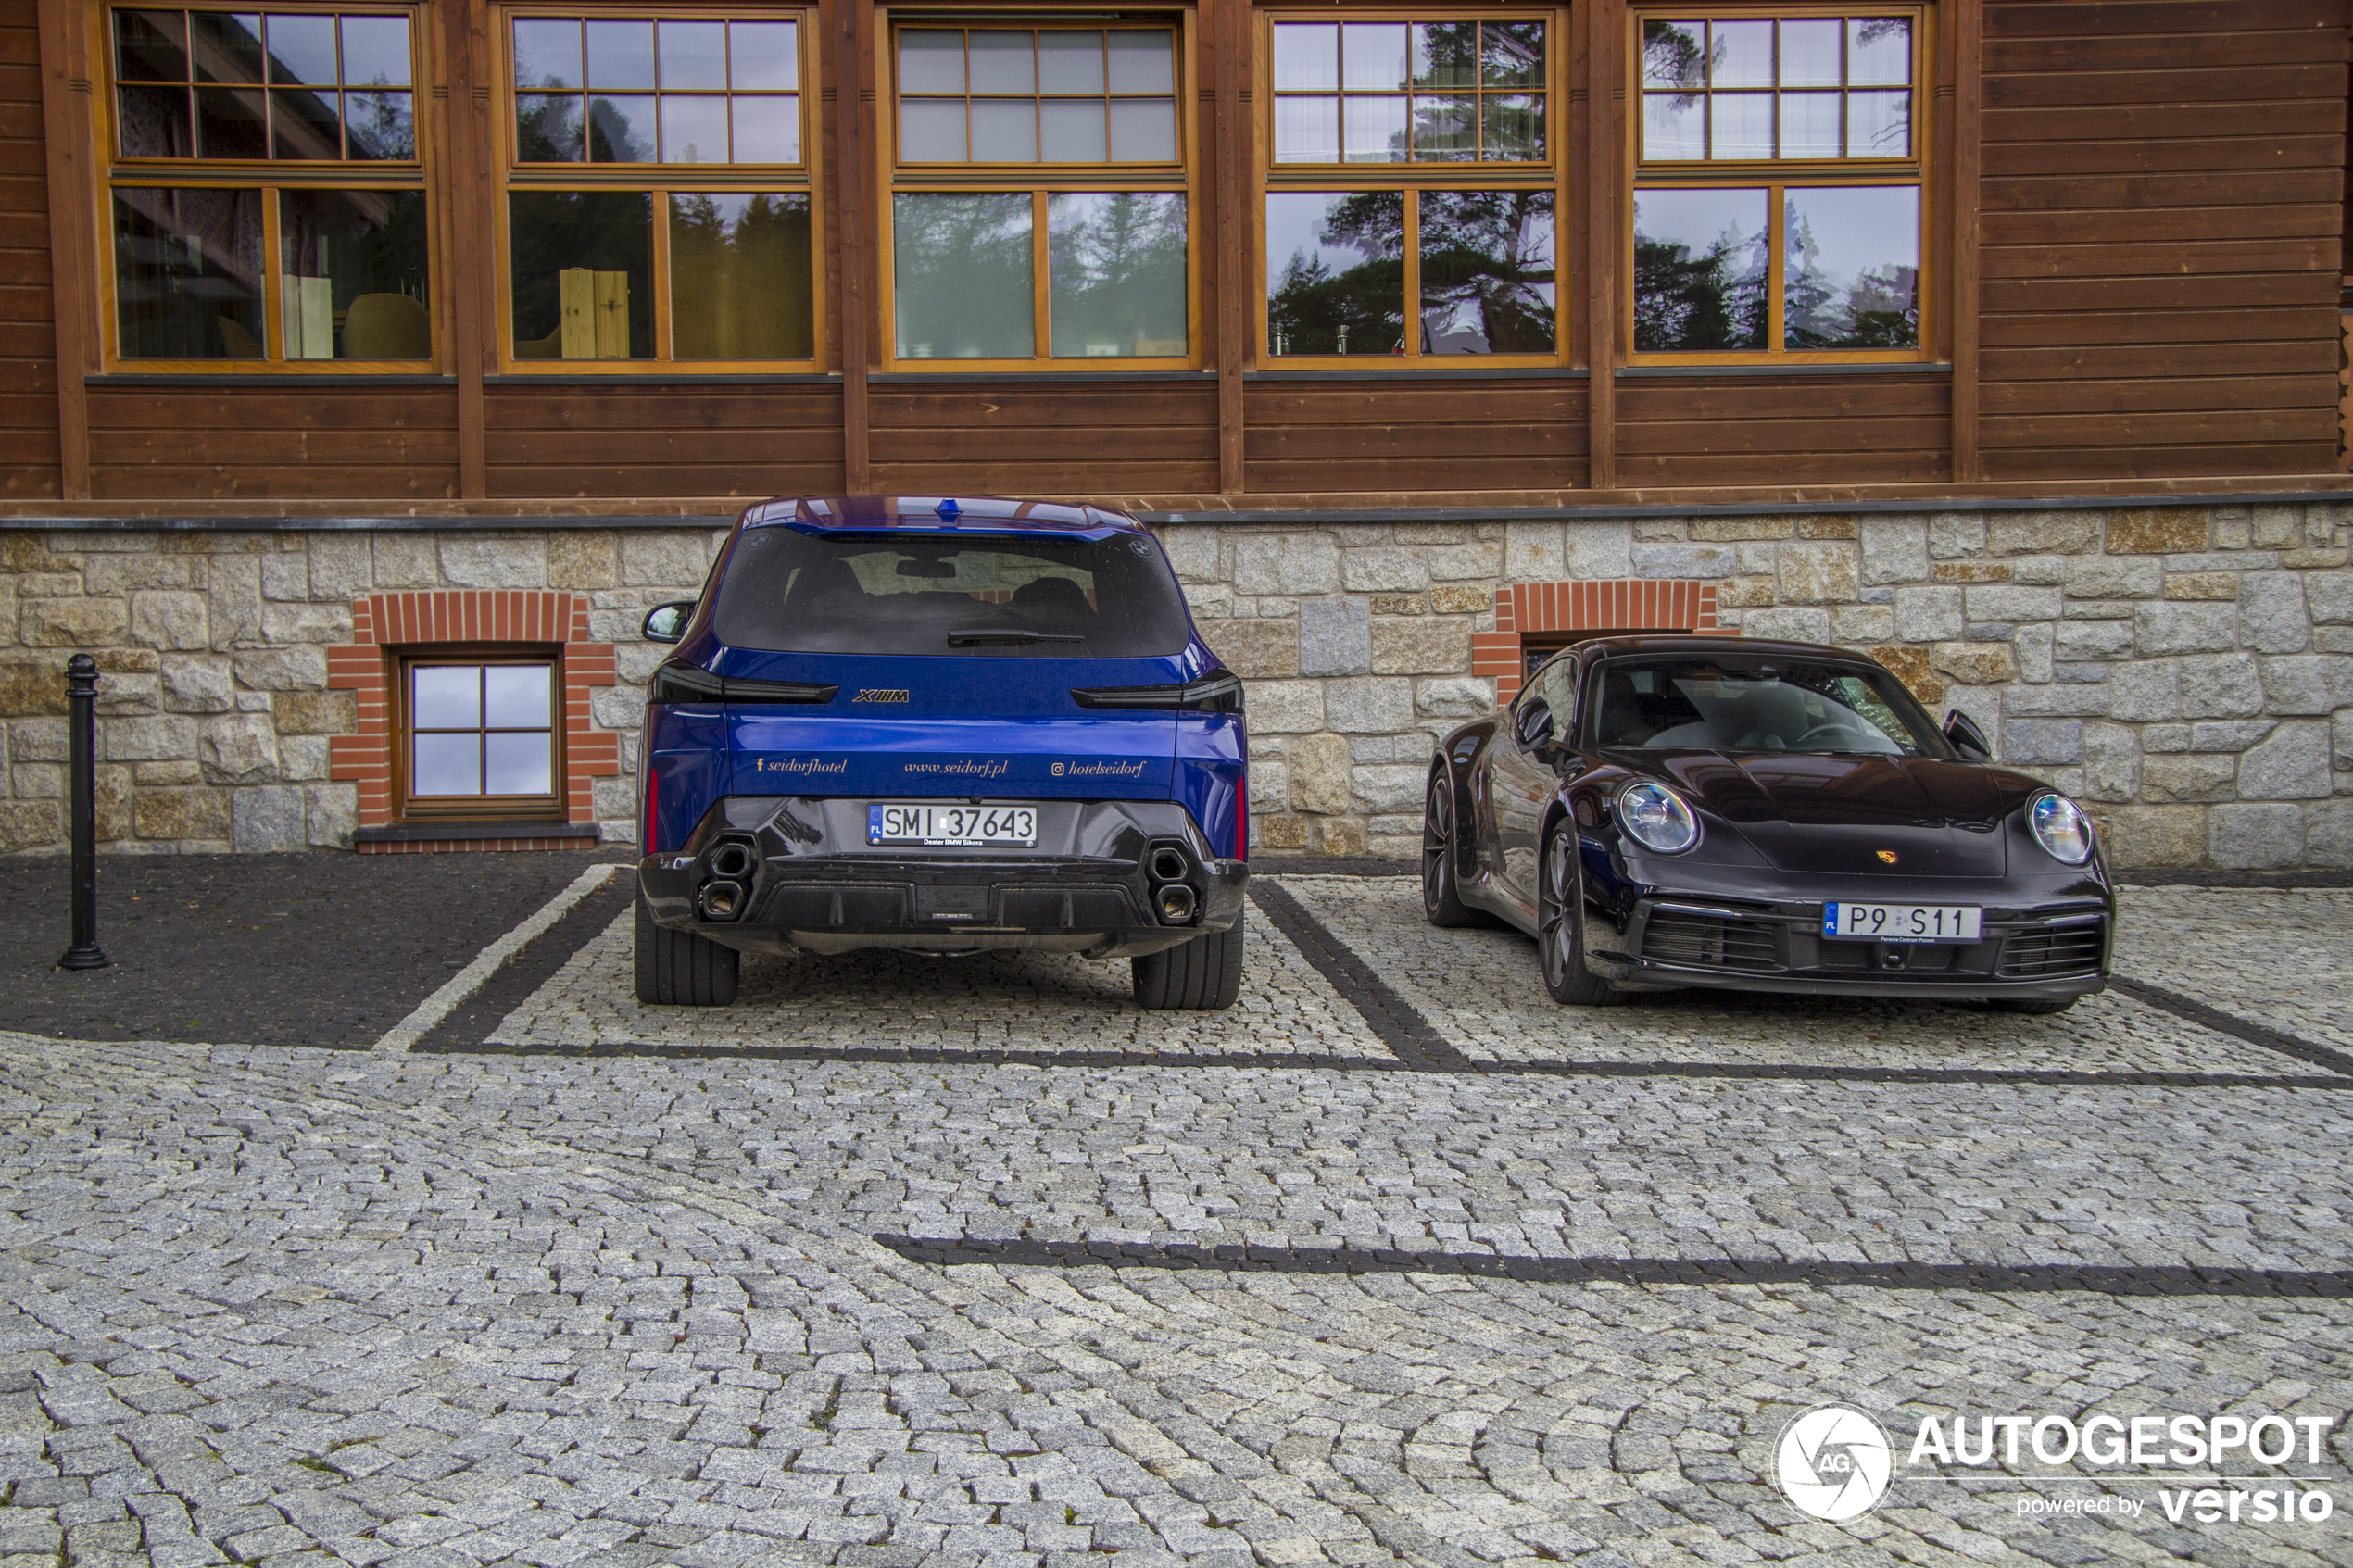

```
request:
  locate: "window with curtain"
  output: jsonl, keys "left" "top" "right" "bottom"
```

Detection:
{"left": 500, "top": 9, "right": 817, "bottom": 367}
{"left": 1630, "top": 10, "right": 1926, "bottom": 360}
{"left": 887, "top": 22, "right": 1194, "bottom": 367}
{"left": 1261, "top": 15, "right": 1561, "bottom": 364}
{"left": 105, "top": 6, "right": 432, "bottom": 366}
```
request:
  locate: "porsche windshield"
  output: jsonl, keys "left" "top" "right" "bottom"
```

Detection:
{"left": 1590, "top": 657, "right": 1948, "bottom": 757}
{"left": 710, "top": 527, "right": 1192, "bottom": 658}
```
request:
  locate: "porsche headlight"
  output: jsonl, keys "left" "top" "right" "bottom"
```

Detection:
{"left": 1618, "top": 782, "right": 1701, "bottom": 855}
{"left": 2030, "top": 792, "right": 2095, "bottom": 865}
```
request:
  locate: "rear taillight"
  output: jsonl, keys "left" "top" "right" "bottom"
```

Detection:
{"left": 643, "top": 763, "right": 659, "bottom": 854}
{"left": 648, "top": 663, "right": 837, "bottom": 705}
{"left": 1237, "top": 770, "right": 1248, "bottom": 859}
{"left": 1070, "top": 671, "right": 1243, "bottom": 712}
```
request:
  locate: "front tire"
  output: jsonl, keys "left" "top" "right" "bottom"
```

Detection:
{"left": 1132, "top": 922, "right": 1244, "bottom": 1010}
{"left": 635, "top": 894, "right": 740, "bottom": 1007}
{"left": 1422, "top": 769, "right": 1481, "bottom": 928}
{"left": 1539, "top": 822, "right": 1626, "bottom": 1007}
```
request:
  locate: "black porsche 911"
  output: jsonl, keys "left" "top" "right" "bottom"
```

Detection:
{"left": 1422, "top": 635, "right": 2114, "bottom": 1012}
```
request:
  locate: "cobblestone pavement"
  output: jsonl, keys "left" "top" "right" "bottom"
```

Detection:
{"left": 1, "top": 870, "right": 2349, "bottom": 1568}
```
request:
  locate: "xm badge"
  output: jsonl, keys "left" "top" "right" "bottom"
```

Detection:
{"left": 1776, "top": 1405, "right": 1893, "bottom": 1521}
{"left": 852, "top": 688, "right": 911, "bottom": 704}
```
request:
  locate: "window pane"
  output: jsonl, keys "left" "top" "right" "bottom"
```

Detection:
{"left": 1343, "top": 22, "right": 1408, "bottom": 91}
{"left": 120, "top": 84, "right": 194, "bottom": 157}
{"left": 587, "top": 94, "right": 656, "bottom": 161}
{"left": 413, "top": 666, "right": 480, "bottom": 727}
{"left": 730, "top": 20, "right": 798, "bottom": 90}
{"left": 516, "top": 94, "right": 584, "bottom": 161}
{"left": 1780, "top": 19, "right": 1842, "bottom": 87}
{"left": 1709, "top": 20, "right": 1772, "bottom": 86}
{"left": 513, "top": 19, "right": 581, "bottom": 89}
{"left": 1848, "top": 90, "right": 1908, "bottom": 157}
{"left": 1265, "top": 190, "right": 1404, "bottom": 356}
{"left": 1040, "top": 31, "right": 1104, "bottom": 94}
{"left": 263, "top": 14, "right": 336, "bottom": 83}
{"left": 1410, "top": 21, "right": 1475, "bottom": 89}
{"left": 1710, "top": 91, "right": 1771, "bottom": 157}
{"left": 585, "top": 19, "right": 654, "bottom": 88}
{"left": 195, "top": 85, "right": 266, "bottom": 158}
{"left": 1412, "top": 95, "right": 1475, "bottom": 161}
{"left": 894, "top": 192, "right": 1033, "bottom": 358}
{"left": 1048, "top": 191, "right": 1185, "bottom": 358}
{"left": 1481, "top": 21, "right": 1542, "bottom": 89}
{"left": 118, "top": 10, "right": 189, "bottom": 82}
{"left": 1108, "top": 98, "right": 1176, "bottom": 161}
{"left": 1343, "top": 94, "right": 1407, "bottom": 163}
{"left": 345, "top": 90, "right": 414, "bottom": 159}
{"left": 1273, "top": 96, "right": 1339, "bottom": 164}
{"left": 279, "top": 188, "right": 431, "bottom": 358}
{"left": 898, "top": 30, "right": 964, "bottom": 94}
{"left": 1107, "top": 30, "right": 1174, "bottom": 93}
{"left": 508, "top": 190, "right": 652, "bottom": 359}
{"left": 271, "top": 86, "right": 342, "bottom": 158}
{"left": 340, "top": 15, "right": 409, "bottom": 86}
{"left": 1272, "top": 24, "right": 1338, "bottom": 91}
{"left": 899, "top": 98, "right": 965, "bottom": 161}
{"left": 1632, "top": 186, "right": 1768, "bottom": 351}
{"left": 731, "top": 94, "right": 799, "bottom": 162}
{"left": 661, "top": 94, "right": 726, "bottom": 161}
{"left": 1419, "top": 189, "right": 1554, "bottom": 355}
{"left": 1849, "top": 18, "right": 1910, "bottom": 86}
{"left": 483, "top": 665, "right": 551, "bottom": 728}
{"left": 1040, "top": 98, "right": 1106, "bottom": 161}
{"left": 191, "top": 12, "right": 264, "bottom": 84}
{"left": 658, "top": 20, "right": 725, "bottom": 89}
{"left": 968, "top": 31, "right": 1034, "bottom": 94}
{"left": 970, "top": 98, "right": 1037, "bottom": 162}
{"left": 1783, "top": 184, "right": 1918, "bottom": 349}
{"left": 413, "top": 732, "right": 480, "bottom": 796}
{"left": 1643, "top": 91, "right": 1704, "bottom": 158}
{"left": 1482, "top": 94, "right": 1543, "bottom": 161}
{"left": 1642, "top": 19, "right": 1705, "bottom": 90}
{"left": 670, "top": 192, "right": 812, "bottom": 358}
{"left": 484, "top": 732, "right": 553, "bottom": 796}
{"left": 113, "top": 186, "right": 265, "bottom": 358}
{"left": 1780, "top": 90, "right": 1840, "bottom": 158}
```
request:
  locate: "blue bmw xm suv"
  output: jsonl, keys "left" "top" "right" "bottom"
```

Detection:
{"left": 634, "top": 495, "right": 1249, "bottom": 1010}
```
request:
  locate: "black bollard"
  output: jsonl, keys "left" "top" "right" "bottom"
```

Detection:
{"left": 57, "top": 653, "right": 110, "bottom": 972}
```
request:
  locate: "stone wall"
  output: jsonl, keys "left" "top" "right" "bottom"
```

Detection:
{"left": 0, "top": 499, "right": 2347, "bottom": 868}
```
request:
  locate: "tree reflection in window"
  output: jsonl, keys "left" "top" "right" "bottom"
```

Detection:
{"left": 1781, "top": 184, "right": 1916, "bottom": 348}
{"left": 1418, "top": 188, "right": 1553, "bottom": 354}
{"left": 1631, "top": 186, "right": 1766, "bottom": 351}
{"left": 1048, "top": 193, "right": 1187, "bottom": 357}
{"left": 1265, "top": 190, "right": 1405, "bottom": 356}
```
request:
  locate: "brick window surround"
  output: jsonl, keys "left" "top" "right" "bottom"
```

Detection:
{"left": 1472, "top": 579, "right": 1721, "bottom": 704}
{"left": 327, "top": 592, "right": 619, "bottom": 851}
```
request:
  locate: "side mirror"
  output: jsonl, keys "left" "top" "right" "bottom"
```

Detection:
{"left": 1514, "top": 698, "right": 1554, "bottom": 754}
{"left": 642, "top": 600, "right": 696, "bottom": 644}
{"left": 1944, "top": 709, "right": 1993, "bottom": 760}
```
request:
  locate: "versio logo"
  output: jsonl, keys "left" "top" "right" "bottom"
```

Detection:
{"left": 852, "top": 689, "right": 910, "bottom": 703}
{"left": 1777, "top": 1406, "right": 1894, "bottom": 1521}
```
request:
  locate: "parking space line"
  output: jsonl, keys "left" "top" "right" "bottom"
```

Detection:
{"left": 369, "top": 862, "right": 625, "bottom": 1053}
{"left": 1249, "top": 879, "right": 1473, "bottom": 1072}
{"left": 874, "top": 1235, "right": 2353, "bottom": 1298}
{"left": 2111, "top": 975, "right": 2353, "bottom": 1078}
{"left": 419, "top": 877, "right": 637, "bottom": 1051}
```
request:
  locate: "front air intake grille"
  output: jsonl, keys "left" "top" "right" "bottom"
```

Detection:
{"left": 1998, "top": 922, "right": 2105, "bottom": 979}
{"left": 1641, "top": 911, "right": 1780, "bottom": 972}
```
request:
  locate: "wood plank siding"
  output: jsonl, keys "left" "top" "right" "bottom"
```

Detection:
{"left": 1977, "top": 0, "right": 2347, "bottom": 481}
{"left": 87, "top": 388, "right": 460, "bottom": 500}
{"left": 872, "top": 382, "right": 1217, "bottom": 496}
{"left": 1617, "top": 376, "right": 1953, "bottom": 486}
{"left": 0, "top": 0, "right": 56, "bottom": 498}
{"left": 1243, "top": 380, "right": 1588, "bottom": 495}
{"left": 483, "top": 387, "right": 844, "bottom": 501}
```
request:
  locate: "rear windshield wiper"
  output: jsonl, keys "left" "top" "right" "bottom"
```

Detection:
{"left": 946, "top": 628, "right": 1087, "bottom": 646}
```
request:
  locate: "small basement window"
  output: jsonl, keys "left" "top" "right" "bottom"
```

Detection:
{"left": 398, "top": 651, "right": 563, "bottom": 819}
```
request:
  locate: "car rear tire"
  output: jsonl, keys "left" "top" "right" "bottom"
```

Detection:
{"left": 635, "top": 894, "right": 740, "bottom": 1007}
{"left": 1539, "top": 821, "right": 1627, "bottom": 1008}
{"left": 1991, "top": 996, "right": 2078, "bottom": 1015}
{"left": 1132, "top": 922, "right": 1244, "bottom": 1010}
{"left": 1423, "top": 769, "right": 1494, "bottom": 929}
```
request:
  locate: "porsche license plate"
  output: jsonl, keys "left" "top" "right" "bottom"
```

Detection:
{"left": 867, "top": 804, "right": 1037, "bottom": 847}
{"left": 1823, "top": 902, "right": 1982, "bottom": 943}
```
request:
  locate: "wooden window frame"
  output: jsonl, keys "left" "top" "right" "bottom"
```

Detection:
{"left": 1254, "top": 8, "right": 1571, "bottom": 370}
{"left": 394, "top": 646, "right": 567, "bottom": 822}
{"left": 94, "top": 2, "right": 439, "bottom": 373}
{"left": 877, "top": 10, "right": 1202, "bottom": 373}
{"left": 493, "top": 4, "right": 825, "bottom": 374}
{"left": 1625, "top": 2, "right": 1931, "bottom": 366}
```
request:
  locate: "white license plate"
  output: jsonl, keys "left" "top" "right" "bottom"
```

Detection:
{"left": 867, "top": 804, "right": 1037, "bottom": 847}
{"left": 1823, "top": 902, "right": 1982, "bottom": 943}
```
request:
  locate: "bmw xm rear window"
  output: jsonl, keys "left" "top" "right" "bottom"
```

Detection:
{"left": 711, "top": 529, "right": 1193, "bottom": 658}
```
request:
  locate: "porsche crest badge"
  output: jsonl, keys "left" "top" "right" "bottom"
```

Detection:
{"left": 1876, "top": 849, "right": 1899, "bottom": 864}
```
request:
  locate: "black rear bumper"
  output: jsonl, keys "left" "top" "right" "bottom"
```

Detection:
{"left": 638, "top": 796, "right": 1246, "bottom": 958}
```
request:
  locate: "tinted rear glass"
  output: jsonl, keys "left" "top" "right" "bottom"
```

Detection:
{"left": 711, "top": 527, "right": 1193, "bottom": 658}
{"left": 1590, "top": 656, "right": 1951, "bottom": 758}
